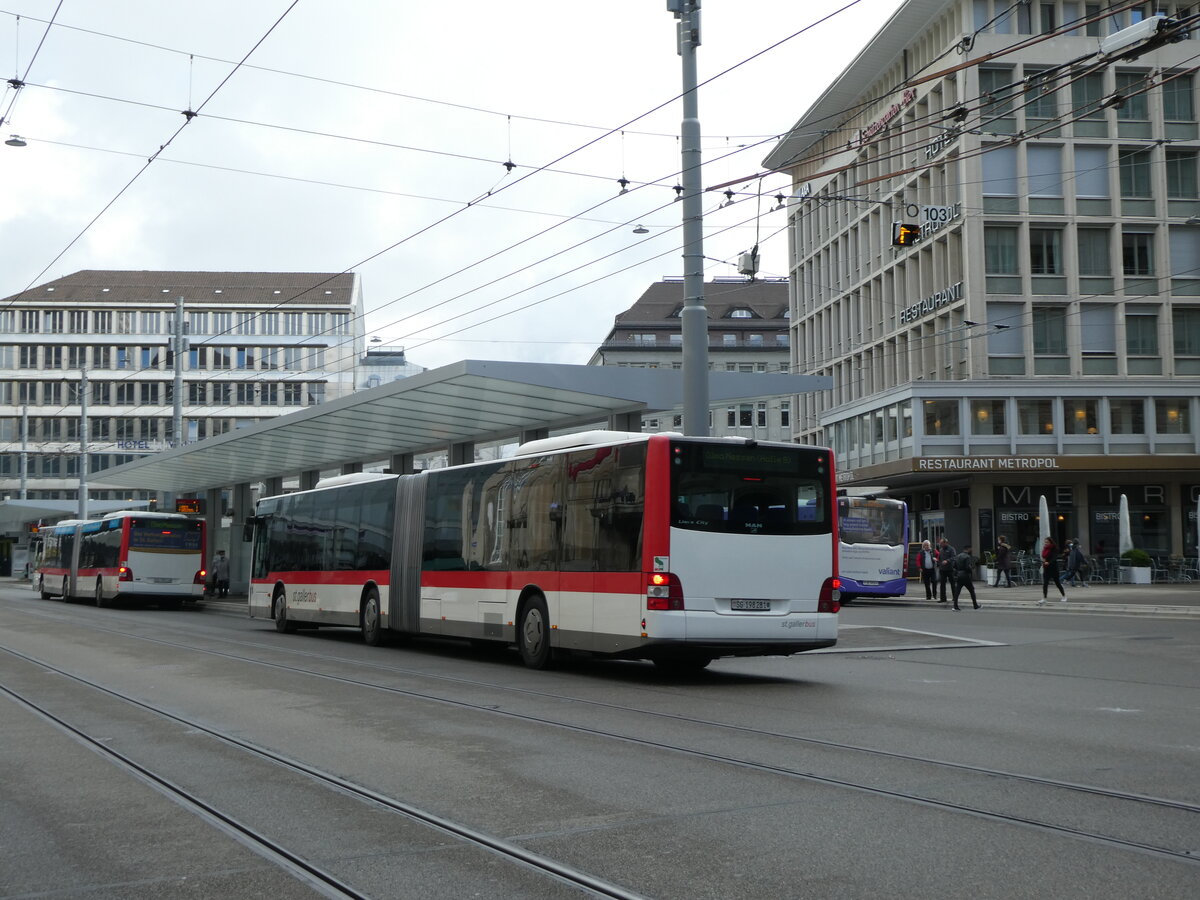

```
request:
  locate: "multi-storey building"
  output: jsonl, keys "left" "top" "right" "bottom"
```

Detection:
{"left": 589, "top": 276, "right": 793, "bottom": 440}
{"left": 765, "top": 0, "right": 1200, "bottom": 560}
{"left": 0, "top": 269, "right": 363, "bottom": 506}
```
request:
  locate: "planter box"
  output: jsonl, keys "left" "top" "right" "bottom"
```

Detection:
{"left": 1120, "top": 566, "right": 1152, "bottom": 584}
{"left": 983, "top": 566, "right": 997, "bottom": 585}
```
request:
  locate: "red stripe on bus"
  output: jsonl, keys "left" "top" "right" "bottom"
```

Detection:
{"left": 421, "top": 571, "right": 644, "bottom": 594}
{"left": 255, "top": 570, "right": 389, "bottom": 586}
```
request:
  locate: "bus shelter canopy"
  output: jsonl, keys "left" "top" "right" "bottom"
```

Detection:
{"left": 93, "top": 360, "right": 831, "bottom": 493}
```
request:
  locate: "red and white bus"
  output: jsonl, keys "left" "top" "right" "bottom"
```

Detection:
{"left": 248, "top": 431, "right": 840, "bottom": 669}
{"left": 36, "top": 511, "right": 207, "bottom": 609}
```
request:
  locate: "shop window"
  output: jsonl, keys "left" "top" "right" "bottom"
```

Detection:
{"left": 922, "top": 399, "right": 960, "bottom": 436}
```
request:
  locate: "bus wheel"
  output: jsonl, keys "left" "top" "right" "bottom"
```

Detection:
{"left": 518, "top": 595, "right": 553, "bottom": 669}
{"left": 39, "top": 577, "right": 51, "bottom": 600}
{"left": 273, "top": 591, "right": 297, "bottom": 634}
{"left": 94, "top": 580, "right": 111, "bottom": 608}
{"left": 653, "top": 656, "right": 713, "bottom": 673}
{"left": 361, "top": 588, "right": 384, "bottom": 646}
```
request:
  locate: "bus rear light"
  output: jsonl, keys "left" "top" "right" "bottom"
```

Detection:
{"left": 194, "top": 569, "right": 207, "bottom": 585}
{"left": 818, "top": 577, "right": 840, "bottom": 614}
{"left": 119, "top": 565, "right": 133, "bottom": 582}
{"left": 647, "top": 572, "right": 684, "bottom": 610}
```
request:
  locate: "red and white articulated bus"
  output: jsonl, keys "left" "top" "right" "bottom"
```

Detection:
{"left": 36, "top": 511, "right": 207, "bottom": 609}
{"left": 248, "top": 431, "right": 840, "bottom": 670}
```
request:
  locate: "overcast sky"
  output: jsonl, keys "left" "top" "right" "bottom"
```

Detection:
{"left": 0, "top": 0, "right": 904, "bottom": 370}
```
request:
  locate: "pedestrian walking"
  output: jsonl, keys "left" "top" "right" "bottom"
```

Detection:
{"left": 1038, "top": 537, "right": 1067, "bottom": 605}
{"left": 211, "top": 549, "right": 231, "bottom": 598}
{"left": 936, "top": 536, "right": 957, "bottom": 604}
{"left": 951, "top": 543, "right": 980, "bottom": 611}
{"left": 918, "top": 539, "right": 938, "bottom": 600}
{"left": 1062, "top": 539, "right": 1089, "bottom": 588}
{"left": 993, "top": 536, "right": 1013, "bottom": 587}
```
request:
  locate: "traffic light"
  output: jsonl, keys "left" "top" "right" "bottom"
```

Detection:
{"left": 892, "top": 222, "right": 920, "bottom": 246}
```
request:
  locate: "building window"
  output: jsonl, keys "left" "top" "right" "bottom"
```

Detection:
{"left": 1023, "top": 68, "right": 1058, "bottom": 118}
{"left": 92, "top": 382, "right": 111, "bottom": 406}
{"left": 139, "top": 383, "right": 160, "bottom": 405}
{"left": 1074, "top": 145, "right": 1109, "bottom": 198}
{"left": 283, "top": 383, "right": 303, "bottom": 406}
{"left": 1166, "top": 151, "right": 1198, "bottom": 198}
{"left": 1072, "top": 72, "right": 1106, "bottom": 119}
{"left": 1114, "top": 71, "right": 1150, "bottom": 122}
{"left": 1077, "top": 227, "right": 1111, "bottom": 280}
{"left": 212, "top": 312, "right": 232, "bottom": 334}
{"left": 45, "top": 310, "right": 64, "bottom": 334}
{"left": 236, "top": 347, "right": 256, "bottom": 369}
{"left": 116, "top": 383, "right": 135, "bottom": 405}
{"left": 211, "top": 383, "right": 231, "bottom": 405}
{"left": 985, "top": 226, "right": 1020, "bottom": 292}
{"left": 284, "top": 312, "right": 304, "bottom": 335}
{"left": 44, "top": 382, "right": 62, "bottom": 406}
{"left": 922, "top": 399, "right": 960, "bottom": 436}
{"left": 90, "top": 417, "right": 110, "bottom": 440}
{"left": 1119, "top": 148, "right": 1153, "bottom": 197}
{"left": 189, "top": 347, "right": 208, "bottom": 370}
{"left": 67, "top": 346, "right": 86, "bottom": 368}
{"left": 780, "top": 401, "right": 790, "bottom": 428}
{"left": 1155, "top": 399, "right": 1190, "bottom": 434}
{"left": 188, "top": 383, "right": 206, "bottom": 404}
{"left": 236, "top": 383, "right": 256, "bottom": 405}
{"left": 141, "top": 347, "right": 160, "bottom": 369}
{"left": 1032, "top": 307, "right": 1067, "bottom": 354}
{"left": 1063, "top": 398, "right": 1099, "bottom": 434}
{"left": 1017, "top": 399, "right": 1054, "bottom": 434}
{"left": 308, "top": 312, "right": 326, "bottom": 335}
{"left": 115, "top": 311, "right": 135, "bottom": 334}
{"left": 189, "top": 311, "right": 208, "bottom": 334}
{"left": 18, "top": 346, "right": 37, "bottom": 369}
{"left": 1162, "top": 72, "right": 1195, "bottom": 121}
{"left": 630, "top": 333, "right": 656, "bottom": 344}
{"left": 1174, "top": 308, "right": 1200, "bottom": 355}
{"left": 141, "top": 311, "right": 162, "bottom": 334}
{"left": 68, "top": 311, "right": 88, "bottom": 332}
{"left": 1109, "top": 398, "right": 1145, "bottom": 434}
{"left": 93, "top": 310, "right": 112, "bottom": 334}
{"left": 727, "top": 308, "right": 755, "bottom": 318}
{"left": 330, "top": 312, "right": 350, "bottom": 335}
{"left": 722, "top": 334, "right": 736, "bottom": 346}
{"left": 1123, "top": 231, "right": 1155, "bottom": 294}
{"left": 211, "top": 348, "right": 231, "bottom": 370}
{"left": 979, "top": 67, "right": 1016, "bottom": 118}
{"left": 236, "top": 312, "right": 256, "bottom": 336}
{"left": 971, "top": 399, "right": 1007, "bottom": 435}
{"left": 1029, "top": 228, "right": 1063, "bottom": 274}
{"left": 1027, "top": 145, "right": 1063, "bottom": 197}
{"left": 1126, "top": 312, "right": 1158, "bottom": 356}
{"left": 19, "top": 311, "right": 39, "bottom": 333}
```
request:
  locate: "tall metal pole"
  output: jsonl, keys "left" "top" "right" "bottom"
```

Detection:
{"left": 672, "top": 0, "right": 709, "bottom": 436}
{"left": 78, "top": 367, "right": 89, "bottom": 519}
{"left": 173, "top": 295, "right": 185, "bottom": 448}
{"left": 19, "top": 404, "right": 28, "bottom": 499}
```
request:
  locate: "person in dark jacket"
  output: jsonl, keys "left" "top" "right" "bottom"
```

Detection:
{"left": 936, "top": 537, "right": 957, "bottom": 603}
{"left": 1062, "top": 539, "right": 1089, "bottom": 588}
{"left": 951, "top": 543, "right": 980, "bottom": 610}
{"left": 993, "top": 536, "right": 1013, "bottom": 587}
{"left": 211, "top": 550, "right": 231, "bottom": 598}
{"left": 918, "top": 539, "right": 938, "bottom": 601}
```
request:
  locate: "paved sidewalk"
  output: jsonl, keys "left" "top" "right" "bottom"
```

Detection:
{"left": 873, "top": 579, "right": 1200, "bottom": 617}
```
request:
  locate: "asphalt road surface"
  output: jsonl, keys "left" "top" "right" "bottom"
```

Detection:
{"left": 1, "top": 583, "right": 1197, "bottom": 899}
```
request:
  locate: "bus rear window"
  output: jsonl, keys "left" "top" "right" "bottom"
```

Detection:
{"left": 669, "top": 442, "right": 830, "bottom": 535}
{"left": 129, "top": 520, "right": 203, "bottom": 551}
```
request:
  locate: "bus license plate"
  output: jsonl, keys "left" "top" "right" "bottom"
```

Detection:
{"left": 731, "top": 599, "right": 771, "bottom": 611}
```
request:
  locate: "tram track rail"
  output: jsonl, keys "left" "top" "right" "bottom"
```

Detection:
{"left": 2, "top": 600, "right": 1198, "bottom": 869}
{"left": 0, "top": 643, "right": 650, "bottom": 900}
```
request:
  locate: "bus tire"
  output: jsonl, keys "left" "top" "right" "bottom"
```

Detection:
{"left": 517, "top": 595, "right": 553, "bottom": 669}
{"left": 361, "top": 588, "right": 384, "bottom": 646}
{"left": 39, "top": 577, "right": 51, "bottom": 600}
{"left": 94, "top": 579, "right": 111, "bottom": 608}
{"left": 273, "top": 590, "right": 297, "bottom": 634}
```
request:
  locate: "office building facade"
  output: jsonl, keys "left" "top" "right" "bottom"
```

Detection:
{"left": 589, "top": 277, "right": 794, "bottom": 441}
{"left": 766, "top": 0, "right": 1200, "bottom": 560}
{"left": 0, "top": 269, "right": 363, "bottom": 506}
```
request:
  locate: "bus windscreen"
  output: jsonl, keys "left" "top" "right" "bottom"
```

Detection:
{"left": 670, "top": 442, "right": 830, "bottom": 535}
{"left": 129, "top": 519, "right": 203, "bottom": 552}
